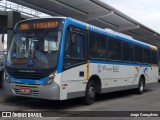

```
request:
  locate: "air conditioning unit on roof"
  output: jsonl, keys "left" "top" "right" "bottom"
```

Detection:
{"left": 105, "top": 28, "right": 133, "bottom": 39}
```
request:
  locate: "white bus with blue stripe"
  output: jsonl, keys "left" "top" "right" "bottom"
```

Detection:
{"left": 3, "top": 17, "right": 158, "bottom": 105}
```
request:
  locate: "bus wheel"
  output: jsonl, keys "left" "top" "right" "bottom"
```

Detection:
{"left": 137, "top": 77, "right": 145, "bottom": 94}
{"left": 82, "top": 80, "right": 96, "bottom": 105}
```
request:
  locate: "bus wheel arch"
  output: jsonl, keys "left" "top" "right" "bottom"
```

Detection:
{"left": 89, "top": 75, "right": 101, "bottom": 94}
{"left": 137, "top": 74, "right": 145, "bottom": 94}
{"left": 82, "top": 75, "right": 101, "bottom": 105}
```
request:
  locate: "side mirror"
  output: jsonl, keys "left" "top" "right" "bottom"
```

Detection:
{"left": 1, "top": 34, "right": 4, "bottom": 43}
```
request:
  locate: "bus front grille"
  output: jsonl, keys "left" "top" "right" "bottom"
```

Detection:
{"left": 11, "top": 72, "right": 46, "bottom": 80}
{"left": 14, "top": 89, "right": 20, "bottom": 95}
{"left": 32, "top": 90, "right": 39, "bottom": 96}
{"left": 13, "top": 89, "right": 39, "bottom": 96}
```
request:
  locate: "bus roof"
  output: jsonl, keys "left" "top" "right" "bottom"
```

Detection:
{"left": 66, "top": 17, "right": 157, "bottom": 50}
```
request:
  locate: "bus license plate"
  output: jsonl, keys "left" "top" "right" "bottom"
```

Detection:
{"left": 20, "top": 88, "right": 30, "bottom": 94}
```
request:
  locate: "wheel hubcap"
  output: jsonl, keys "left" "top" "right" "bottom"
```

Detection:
{"left": 140, "top": 81, "right": 144, "bottom": 92}
{"left": 89, "top": 86, "right": 95, "bottom": 99}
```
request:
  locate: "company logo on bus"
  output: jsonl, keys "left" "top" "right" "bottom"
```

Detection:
{"left": 97, "top": 65, "right": 102, "bottom": 73}
{"left": 97, "top": 65, "right": 120, "bottom": 73}
{"left": 35, "top": 80, "right": 43, "bottom": 85}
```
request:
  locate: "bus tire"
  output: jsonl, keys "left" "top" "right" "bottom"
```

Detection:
{"left": 136, "top": 77, "right": 145, "bottom": 94}
{"left": 82, "top": 80, "right": 96, "bottom": 105}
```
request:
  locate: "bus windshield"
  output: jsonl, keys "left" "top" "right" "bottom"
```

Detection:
{"left": 6, "top": 29, "right": 62, "bottom": 69}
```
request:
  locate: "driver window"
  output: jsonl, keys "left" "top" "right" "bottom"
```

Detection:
{"left": 70, "top": 32, "right": 85, "bottom": 58}
{"left": 64, "top": 28, "right": 86, "bottom": 68}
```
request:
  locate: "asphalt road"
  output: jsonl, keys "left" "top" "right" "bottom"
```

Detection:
{"left": 0, "top": 83, "right": 160, "bottom": 120}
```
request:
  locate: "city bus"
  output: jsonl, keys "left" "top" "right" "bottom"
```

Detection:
{"left": 3, "top": 17, "right": 158, "bottom": 105}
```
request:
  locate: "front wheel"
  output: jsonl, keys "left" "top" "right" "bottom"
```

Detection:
{"left": 136, "top": 77, "right": 145, "bottom": 94}
{"left": 82, "top": 80, "right": 96, "bottom": 105}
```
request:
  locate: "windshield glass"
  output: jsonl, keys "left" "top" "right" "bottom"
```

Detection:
{"left": 7, "top": 30, "right": 62, "bottom": 69}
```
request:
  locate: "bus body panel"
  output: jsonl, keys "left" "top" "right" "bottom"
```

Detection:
{"left": 62, "top": 61, "right": 158, "bottom": 99}
{"left": 150, "top": 66, "right": 159, "bottom": 83}
{"left": 61, "top": 64, "right": 87, "bottom": 99}
{"left": 89, "top": 61, "right": 158, "bottom": 88}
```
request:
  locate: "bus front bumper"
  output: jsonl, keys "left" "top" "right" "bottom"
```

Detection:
{"left": 3, "top": 80, "right": 60, "bottom": 100}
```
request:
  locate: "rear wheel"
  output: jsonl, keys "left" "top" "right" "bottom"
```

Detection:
{"left": 82, "top": 80, "right": 96, "bottom": 105}
{"left": 137, "top": 77, "right": 145, "bottom": 94}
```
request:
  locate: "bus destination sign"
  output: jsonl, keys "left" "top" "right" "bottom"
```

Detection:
{"left": 12, "top": 58, "right": 28, "bottom": 65}
{"left": 19, "top": 21, "right": 59, "bottom": 30}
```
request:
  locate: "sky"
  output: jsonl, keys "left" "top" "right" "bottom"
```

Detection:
{"left": 102, "top": 0, "right": 160, "bottom": 34}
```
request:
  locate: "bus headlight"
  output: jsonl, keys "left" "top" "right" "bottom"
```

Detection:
{"left": 46, "top": 73, "right": 55, "bottom": 85}
{"left": 4, "top": 71, "right": 9, "bottom": 83}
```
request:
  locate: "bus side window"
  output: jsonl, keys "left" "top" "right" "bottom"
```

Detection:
{"left": 89, "top": 32, "right": 107, "bottom": 59}
{"left": 152, "top": 50, "right": 158, "bottom": 65}
{"left": 134, "top": 45, "right": 143, "bottom": 63}
{"left": 123, "top": 42, "right": 133, "bottom": 62}
{"left": 108, "top": 38, "right": 121, "bottom": 61}
{"left": 144, "top": 48, "right": 151, "bottom": 64}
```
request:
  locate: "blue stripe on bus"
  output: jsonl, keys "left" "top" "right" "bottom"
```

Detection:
{"left": 90, "top": 60, "right": 151, "bottom": 67}
{"left": 57, "top": 18, "right": 88, "bottom": 73}
{"left": 9, "top": 75, "right": 48, "bottom": 85}
{"left": 57, "top": 18, "right": 69, "bottom": 73}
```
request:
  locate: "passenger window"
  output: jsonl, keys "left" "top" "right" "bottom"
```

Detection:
{"left": 144, "top": 48, "right": 151, "bottom": 64}
{"left": 134, "top": 45, "right": 143, "bottom": 63}
{"left": 89, "top": 32, "right": 107, "bottom": 59}
{"left": 152, "top": 50, "right": 158, "bottom": 65}
{"left": 123, "top": 42, "right": 133, "bottom": 62}
{"left": 108, "top": 38, "right": 122, "bottom": 61}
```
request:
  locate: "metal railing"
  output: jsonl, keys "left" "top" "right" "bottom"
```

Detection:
{"left": 0, "top": 0, "right": 49, "bottom": 17}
